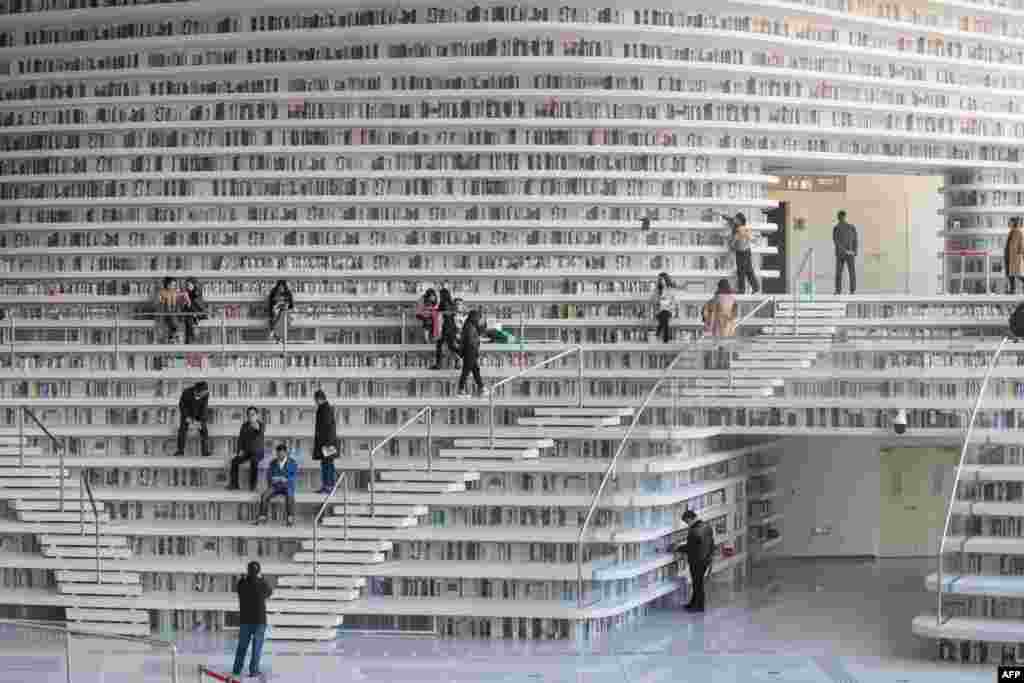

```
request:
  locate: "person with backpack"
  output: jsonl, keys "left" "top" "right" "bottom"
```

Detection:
{"left": 232, "top": 561, "right": 272, "bottom": 679}
{"left": 228, "top": 406, "right": 264, "bottom": 492}
{"left": 1005, "top": 217, "right": 1024, "bottom": 294}
{"left": 702, "top": 279, "right": 738, "bottom": 369}
{"left": 456, "top": 310, "right": 488, "bottom": 398}
{"left": 677, "top": 509, "right": 715, "bottom": 612}
{"left": 721, "top": 212, "right": 759, "bottom": 294}
{"left": 650, "top": 272, "right": 677, "bottom": 343}
{"left": 313, "top": 390, "right": 339, "bottom": 493}
{"left": 266, "top": 280, "right": 294, "bottom": 344}
{"left": 415, "top": 288, "right": 439, "bottom": 344}
{"left": 174, "top": 381, "right": 210, "bottom": 458}
{"left": 432, "top": 291, "right": 463, "bottom": 369}
{"left": 833, "top": 210, "right": 859, "bottom": 295}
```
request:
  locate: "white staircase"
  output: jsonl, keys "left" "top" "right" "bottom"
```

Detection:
{"left": 0, "top": 435, "right": 145, "bottom": 636}
{"left": 677, "top": 300, "right": 844, "bottom": 400}
{"left": 266, "top": 432, "right": 553, "bottom": 641}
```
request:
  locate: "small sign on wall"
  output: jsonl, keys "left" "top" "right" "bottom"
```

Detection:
{"left": 769, "top": 175, "right": 847, "bottom": 193}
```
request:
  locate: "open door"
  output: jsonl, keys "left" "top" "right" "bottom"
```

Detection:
{"left": 762, "top": 203, "right": 788, "bottom": 294}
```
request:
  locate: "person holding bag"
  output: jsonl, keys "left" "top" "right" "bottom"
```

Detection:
{"left": 313, "top": 390, "right": 339, "bottom": 493}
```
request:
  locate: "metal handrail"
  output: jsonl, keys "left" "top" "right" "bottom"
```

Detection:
{"left": 79, "top": 468, "right": 102, "bottom": 584}
{"left": 790, "top": 247, "right": 816, "bottom": 336}
{"left": 936, "top": 335, "right": 1009, "bottom": 625}
{"left": 0, "top": 617, "right": 178, "bottom": 683}
{"left": 311, "top": 406, "right": 433, "bottom": 591}
{"left": 312, "top": 471, "right": 348, "bottom": 592}
{"left": 574, "top": 296, "right": 775, "bottom": 608}
{"left": 488, "top": 344, "right": 585, "bottom": 452}
{"left": 21, "top": 406, "right": 67, "bottom": 512}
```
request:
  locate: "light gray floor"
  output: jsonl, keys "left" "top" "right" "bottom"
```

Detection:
{"left": 0, "top": 558, "right": 996, "bottom": 682}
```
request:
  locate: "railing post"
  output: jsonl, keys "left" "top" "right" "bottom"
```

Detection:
{"left": 342, "top": 473, "right": 348, "bottom": 542}
{"left": 64, "top": 629, "right": 72, "bottom": 683}
{"left": 59, "top": 442, "right": 64, "bottom": 513}
{"left": 219, "top": 316, "right": 227, "bottom": 369}
{"left": 113, "top": 314, "right": 120, "bottom": 371}
{"left": 577, "top": 348, "right": 584, "bottom": 408}
{"left": 488, "top": 392, "right": 496, "bottom": 455}
{"left": 80, "top": 471, "right": 84, "bottom": 536}
{"left": 170, "top": 644, "right": 178, "bottom": 683}
{"left": 17, "top": 408, "right": 24, "bottom": 468}
{"left": 282, "top": 309, "right": 289, "bottom": 358}
{"left": 313, "top": 516, "right": 319, "bottom": 592}
{"left": 369, "top": 443, "right": 376, "bottom": 518}
{"left": 9, "top": 314, "right": 16, "bottom": 369}
{"left": 425, "top": 408, "right": 433, "bottom": 474}
{"left": 401, "top": 310, "right": 407, "bottom": 345}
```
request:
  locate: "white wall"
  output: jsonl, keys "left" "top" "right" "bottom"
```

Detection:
{"left": 771, "top": 436, "right": 882, "bottom": 558}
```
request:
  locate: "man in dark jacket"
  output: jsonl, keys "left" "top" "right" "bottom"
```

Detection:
{"left": 456, "top": 310, "right": 488, "bottom": 398}
{"left": 313, "top": 390, "right": 338, "bottom": 493}
{"left": 228, "top": 406, "right": 264, "bottom": 491}
{"left": 232, "top": 561, "right": 272, "bottom": 678}
{"left": 174, "top": 381, "right": 210, "bottom": 457}
{"left": 833, "top": 210, "right": 858, "bottom": 295}
{"left": 678, "top": 510, "right": 715, "bottom": 612}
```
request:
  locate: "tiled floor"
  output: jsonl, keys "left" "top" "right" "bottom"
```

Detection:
{"left": 0, "top": 558, "right": 997, "bottom": 682}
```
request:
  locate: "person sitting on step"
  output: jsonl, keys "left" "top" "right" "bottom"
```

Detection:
{"left": 255, "top": 444, "right": 297, "bottom": 527}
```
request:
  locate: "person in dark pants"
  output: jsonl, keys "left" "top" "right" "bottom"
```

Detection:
{"left": 181, "top": 276, "right": 207, "bottom": 344}
{"left": 651, "top": 272, "right": 676, "bottom": 343}
{"left": 233, "top": 561, "right": 271, "bottom": 678}
{"left": 678, "top": 509, "right": 715, "bottom": 612}
{"left": 255, "top": 444, "right": 297, "bottom": 526}
{"left": 266, "top": 280, "right": 294, "bottom": 344}
{"left": 722, "top": 212, "right": 759, "bottom": 294}
{"left": 174, "top": 381, "right": 210, "bottom": 458}
{"left": 456, "top": 310, "right": 488, "bottom": 398}
{"left": 313, "top": 390, "right": 338, "bottom": 494}
{"left": 228, "top": 406, "right": 264, "bottom": 491}
{"left": 833, "top": 210, "right": 858, "bottom": 295}
{"left": 432, "top": 290, "right": 462, "bottom": 370}
{"left": 1005, "top": 217, "right": 1024, "bottom": 294}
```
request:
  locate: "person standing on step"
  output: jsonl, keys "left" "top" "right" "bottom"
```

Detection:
{"left": 432, "top": 291, "right": 463, "bottom": 370}
{"left": 456, "top": 310, "right": 488, "bottom": 399}
{"left": 155, "top": 276, "right": 180, "bottom": 343}
{"left": 702, "top": 279, "right": 738, "bottom": 369}
{"left": 174, "top": 381, "right": 210, "bottom": 458}
{"left": 232, "top": 561, "right": 271, "bottom": 679}
{"left": 415, "top": 288, "right": 439, "bottom": 345}
{"left": 313, "top": 390, "right": 339, "bottom": 493}
{"left": 677, "top": 509, "right": 715, "bottom": 613}
{"left": 255, "top": 444, "right": 297, "bottom": 526}
{"left": 833, "top": 210, "right": 858, "bottom": 295}
{"left": 182, "top": 276, "right": 207, "bottom": 345}
{"left": 651, "top": 272, "right": 677, "bottom": 343}
{"left": 722, "top": 212, "right": 759, "bottom": 295}
{"left": 1005, "top": 217, "right": 1024, "bottom": 294}
{"left": 228, "top": 406, "right": 264, "bottom": 492}
{"left": 266, "top": 279, "right": 294, "bottom": 344}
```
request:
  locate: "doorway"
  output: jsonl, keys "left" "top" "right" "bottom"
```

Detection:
{"left": 762, "top": 203, "right": 788, "bottom": 294}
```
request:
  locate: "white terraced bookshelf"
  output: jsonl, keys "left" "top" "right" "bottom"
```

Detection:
{"left": 0, "top": 0, "right": 1021, "bottom": 656}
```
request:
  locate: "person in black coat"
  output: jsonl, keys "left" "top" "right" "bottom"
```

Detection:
{"left": 228, "top": 406, "right": 264, "bottom": 491}
{"left": 174, "top": 381, "right": 210, "bottom": 457}
{"left": 181, "top": 276, "right": 207, "bottom": 345}
{"left": 456, "top": 310, "right": 487, "bottom": 398}
{"left": 267, "top": 280, "right": 294, "bottom": 343}
{"left": 677, "top": 509, "right": 715, "bottom": 612}
{"left": 232, "top": 561, "right": 272, "bottom": 678}
{"left": 431, "top": 288, "right": 461, "bottom": 370}
{"left": 313, "top": 389, "right": 338, "bottom": 493}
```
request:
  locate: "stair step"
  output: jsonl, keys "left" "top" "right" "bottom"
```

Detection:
{"left": 277, "top": 576, "right": 365, "bottom": 589}
{"left": 330, "top": 504, "right": 426, "bottom": 517}
{"left": 532, "top": 407, "right": 633, "bottom": 417}
{"left": 320, "top": 516, "right": 417, "bottom": 528}
{"left": 371, "top": 481, "right": 465, "bottom": 493}
{"left": 291, "top": 551, "right": 385, "bottom": 564}
{"left": 517, "top": 417, "right": 621, "bottom": 427}
{"left": 271, "top": 588, "right": 360, "bottom": 602}
{"left": 268, "top": 613, "right": 342, "bottom": 628}
{"left": 14, "top": 500, "right": 86, "bottom": 511}
{"left": 0, "top": 447, "right": 46, "bottom": 457}
{"left": 20, "top": 512, "right": 110, "bottom": 523}
{"left": 44, "top": 547, "right": 131, "bottom": 559}
{"left": 300, "top": 540, "right": 392, "bottom": 553}
{"left": 0, "top": 467, "right": 68, "bottom": 477}
{"left": 67, "top": 622, "right": 151, "bottom": 637}
{"left": 679, "top": 389, "right": 774, "bottom": 398}
{"left": 265, "top": 627, "right": 336, "bottom": 641}
{"left": 761, "top": 327, "right": 836, "bottom": 335}
{"left": 377, "top": 471, "right": 478, "bottom": 483}
{"left": 453, "top": 438, "right": 554, "bottom": 449}
{"left": 0, "top": 478, "right": 66, "bottom": 488}
{"left": 730, "top": 361, "right": 811, "bottom": 370}
{"left": 59, "top": 583, "right": 143, "bottom": 596}
{"left": 67, "top": 609, "right": 148, "bottom": 624}
{"left": 437, "top": 448, "right": 538, "bottom": 459}
{"left": 39, "top": 535, "right": 128, "bottom": 547}
{"left": 774, "top": 302, "right": 847, "bottom": 310}
{"left": 694, "top": 378, "right": 784, "bottom": 387}
{"left": 56, "top": 571, "right": 140, "bottom": 584}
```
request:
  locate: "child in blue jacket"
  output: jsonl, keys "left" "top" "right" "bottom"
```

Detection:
{"left": 255, "top": 444, "right": 297, "bottom": 526}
